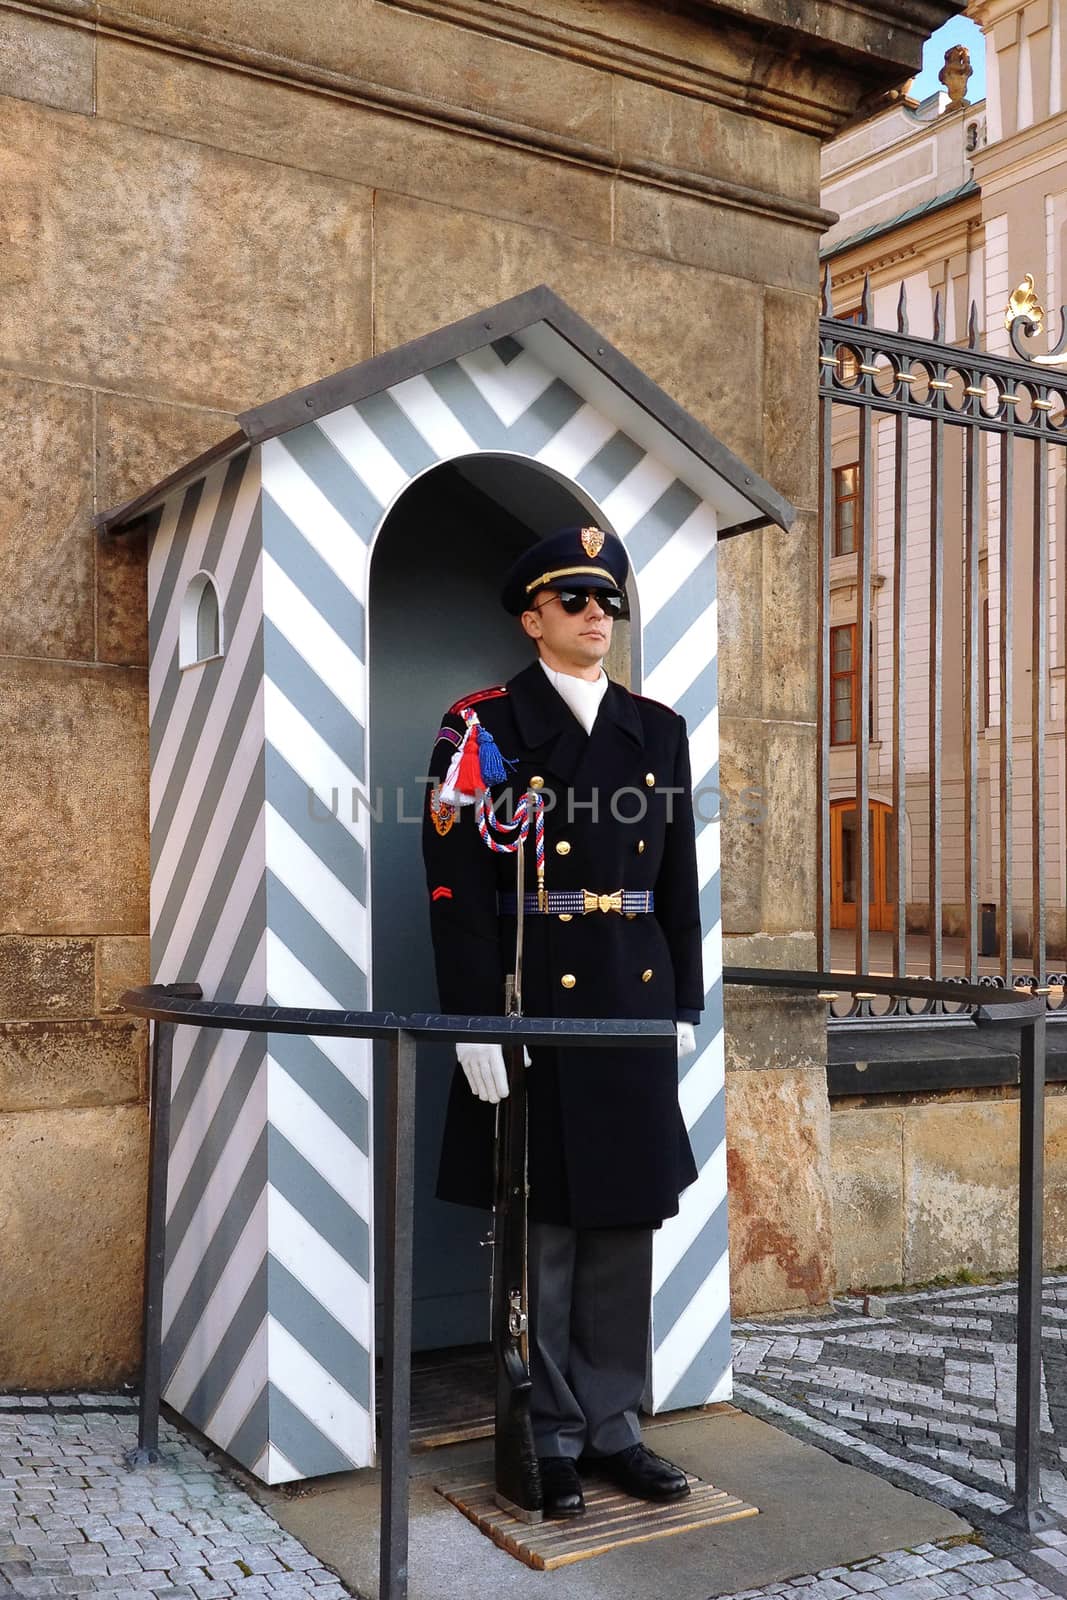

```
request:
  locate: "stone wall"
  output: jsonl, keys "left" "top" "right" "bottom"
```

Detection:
{"left": 831, "top": 1087, "right": 1067, "bottom": 1290}
{"left": 0, "top": 0, "right": 957, "bottom": 1381}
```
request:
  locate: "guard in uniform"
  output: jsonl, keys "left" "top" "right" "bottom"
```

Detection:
{"left": 422, "top": 526, "right": 702, "bottom": 1518}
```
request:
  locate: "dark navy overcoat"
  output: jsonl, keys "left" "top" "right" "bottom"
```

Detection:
{"left": 422, "top": 660, "right": 702, "bottom": 1229}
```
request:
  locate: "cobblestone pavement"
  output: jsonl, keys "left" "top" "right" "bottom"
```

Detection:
{"left": 0, "top": 1399, "right": 348, "bottom": 1599}
{"left": 732, "top": 1277, "right": 1067, "bottom": 1593}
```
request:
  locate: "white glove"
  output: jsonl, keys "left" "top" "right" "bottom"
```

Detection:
{"left": 457, "top": 1043, "right": 509, "bottom": 1103}
{"left": 677, "top": 1022, "right": 697, "bottom": 1060}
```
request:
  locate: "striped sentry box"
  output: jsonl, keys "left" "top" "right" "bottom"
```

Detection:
{"left": 133, "top": 290, "right": 791, "bottom": 1483}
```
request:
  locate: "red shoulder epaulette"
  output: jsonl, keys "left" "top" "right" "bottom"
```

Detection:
{"left": 446, "top": 685, "right": 508, "bottom": 717}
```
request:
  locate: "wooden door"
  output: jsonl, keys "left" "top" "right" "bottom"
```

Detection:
{"left": 831, "top": 799, "right": 896, "bottom": 932}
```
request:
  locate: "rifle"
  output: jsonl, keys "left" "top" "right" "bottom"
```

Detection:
{"left": 491, "top": 791, "right": 543, "bottom": 1523}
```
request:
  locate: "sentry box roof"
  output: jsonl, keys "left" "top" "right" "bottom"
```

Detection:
{"left": 96, "top": 285, "right": 794, "bottom": 538}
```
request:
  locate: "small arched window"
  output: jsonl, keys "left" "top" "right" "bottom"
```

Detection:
{"left": 179, "top": 572, "right": 223, "bottom": 668}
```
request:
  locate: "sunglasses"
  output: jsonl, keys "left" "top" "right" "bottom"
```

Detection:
{"left": 535, "top": 587, "right": 627, "bottom": 618}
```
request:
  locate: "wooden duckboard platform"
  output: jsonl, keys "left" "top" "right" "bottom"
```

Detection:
{"left": 437, "top": 1473, "right": 759, "bottom": 1570}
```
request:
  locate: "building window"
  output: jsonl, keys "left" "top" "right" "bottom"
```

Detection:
{"left": 833, "top": 464, "right": 860, "bottom": 555}
{"left": 831, "top": 623, "right": 856, "bottom": 744}
{"left": 179, "top": 572, "right": 223, "bottom": 668}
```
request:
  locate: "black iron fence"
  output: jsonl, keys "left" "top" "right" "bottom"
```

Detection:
{"left": 819, "top": 273, "right": 1067, "bottom": 1022}
{"left": 121, "top": 969, "right": 1053, "bottom": 1594}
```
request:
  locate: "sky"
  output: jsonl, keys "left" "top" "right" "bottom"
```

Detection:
{"left": 910, "top": 15, "right": 987, "bottom": 103}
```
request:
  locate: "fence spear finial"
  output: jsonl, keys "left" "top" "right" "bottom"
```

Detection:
{"left": 968, "top": 299, "right": 979, "bottom": 349}
{"left": 861, "top": 273, "right": 872, "bottom": 325}
{"left": 897, "top": 283, "right": 909, "bottom": 335}
{"left": 933, "top": 290, "right": 944, "bottom": 342}
{"left": 821, "top": 262, "right": 834, "bottom": 317}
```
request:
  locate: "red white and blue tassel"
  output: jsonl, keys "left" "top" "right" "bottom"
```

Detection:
{"left": 440, "top": 708, "right": 517, "bottom": 805}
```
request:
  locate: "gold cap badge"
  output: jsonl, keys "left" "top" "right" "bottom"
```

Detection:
{"left": 580, "top": 526, "right": 605, "bottom": 559}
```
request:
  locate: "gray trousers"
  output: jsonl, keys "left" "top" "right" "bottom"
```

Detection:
{"left": 527, "top": 1221, "right": 653, "bottom": 1459}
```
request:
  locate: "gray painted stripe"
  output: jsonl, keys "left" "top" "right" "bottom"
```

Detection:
{"left": 224, "top": 1381, "right": 269, "bottom": 1471}
{"left": 266, "top": 1383, "right": 358, "bottom": 1476}
{"left": 678, "top": 974, "right": 725, "bottom": 1092}
{"left": 674, "top": 673, "right": 716, "bottom": 737}
{"left": 356, "top": 391, "right": 438, "bottom": 479}
{"left": 267, "top": 1030, "right": 369, "bottom": 1153}
{"left": 504, "top": 378, "right": 584, "bottom": 454}
{"left": 267, "top": 1125, "right": 370, "bottom": 1281}
{"left": 149, "top": 647, "right": 182, "bottom": 776}
{"left": 265, "top": 743, "right": 367, "bottom": 906}
{"left": 201, "top": 451, "right": 253, "bottom": 580}
{"left": 698, "top": 869, "right": 721, "bottom": 940}
{"left": 642, "top": 557, "right": 716, "bottom": 678}
{"left": 264, "top": 620, "right": 366, "bottom": 783}
{"left": 658, "top": 1305, "right": 733, "bottom": 1412}
{"left": 148, "top": 477, "right": 205, "bottom": 665}
{"left": 266, "top": 871, "right": 368, "bottom": 1008}
{"left": 652, "top": 1196, "right": 728, "bottom": 1335}
{"left": 626, "top": 481, "right": 702, "bottom": 573}
{"left": 161, "top": 1129, "right": 268, "bottom": 1386}
{"left": 165, "top": 882, "right": 267, "bottom": 1154}
{"left": 153, "top": 741, "right": 265, "bottom": 980}
{"left": 268, "top": 1255, "right": 371, "bottom": 1410}
{"left": 150, "top": 508, "right": 263, "bottom": 856}
{"left": 280, "top": 424, "right": 382, "bottom": 543}
{"left": 687, "top": 1084, "right": 725, "bottom": 1172}
{"left": 424, "top": 363, "right": 508, "bottom": 447}
{"left": 261, "top": 491, "right": 365, "bottom": 658}
{"left": 180, "top": 1256, "right": 268, "bottom": 1434}
{"left": 490, "top": 335, "right": 523, "bottom": 365}
{"left": 577, "top": 433, "right": 644, "bottom": 502}
{"left": 165, "top": 1031, "right": 265, "bottom": 1265}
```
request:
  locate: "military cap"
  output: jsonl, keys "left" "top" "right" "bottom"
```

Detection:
{"left": 500, "top": 525, "right": 629, "bottom": 616}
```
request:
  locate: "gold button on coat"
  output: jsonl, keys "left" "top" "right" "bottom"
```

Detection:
{"left": 529, "top": 775, "right": 545, "bottom": 789}
{"left": 561, "top": 974, "right": 576, "bottom": 989}
{"left": 642, "top": 968, "right": 653, "bottom": 983}
{"left": 555, "top": 840, "right": 571, "bottom": 856}
{"left": 645, "top": 772, "right": 655, "bottom": 788}
{"left": 637, "top": 840, "right": 646, "bottom": 854}
{"left": 559, "top": 913, "right": 573, "bottom": 922}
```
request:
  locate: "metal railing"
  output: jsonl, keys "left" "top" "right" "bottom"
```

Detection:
{"left": 119, "top": 983, "right": 675, "bottom": 1600}
{"left": 818, "top": 273, "right": 1067, "bottom": 1020}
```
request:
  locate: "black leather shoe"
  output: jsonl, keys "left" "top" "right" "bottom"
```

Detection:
{"left": 537, "top": 1455, "right": 585, "bottom": 1518}
{"left": 593, "top": 1442, "right": 690, "bottom": 1502}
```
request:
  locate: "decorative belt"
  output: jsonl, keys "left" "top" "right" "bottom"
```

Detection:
{"left": 498, "top": 889, "right": 655, "bottom": 916}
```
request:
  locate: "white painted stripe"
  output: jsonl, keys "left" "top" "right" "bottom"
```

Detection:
{"left": 706, "top": 1361, "right": 733, "bottom": 1405}
{"left": 600, "top": 455, "right": 675, "bottom": 537}
{"left": 266, "top": 930, "right": 349, "bottom": 1011}
{"left": 149, "top": 465, "right": 227, "bottom": 718}
{"left": 267, "top": 1055, "right": 371, "bottom": 1211}
{"left": 153, "top": 690, "right": 264, "bottom": 969}
{"left": 535, "top": 403, "right": 617, "bottom": 479}
{"left": 162, "top": 1062, "right": 268, "bottom": 1334}
{"left": 297, "top": 1034, "right": 373, "bottom": 1103}
{"left": 167, "top": 1020, "right": 258, "bottom": 1204}
{"left": 263, "top": 1444, "right": 301, "bottom": 1485}
{"left": 643, "top": 602, "right": 717, "bottom": 707}
{"left": 314, "top": 409, "right": 410, "bottom": 508}
{"left": 457, "top": 345, "right": 555, "bottom": 427}
{"left": 268, "top": 1318, "right": 374, "bottom": 1467}
{"left": 205, "top": 1316, "right": 268, "bottom": 1449}
{"left": 165, "top": 1191, "right": 268, "bottom": 1410}
{"left": 701, "top": 919, "right": 723, "bottom": 993}
{"left": 653, "top": 1137, "right": 727, "bottom": 1294}
{"left": 191, "top": 842, "right": 268, "bottom": 1002}
{"left": 688, "top": 707, "right": 719, "bottom": 789}
{"left": 147, "top": 494, "right": 185, "bottom": 693}
{"left": 636, "top": 505, "right": 716, "bottom": 624}
{"left": 696, "top": 820, "right": 720, "bottom": 893}
{"left": 265, "top": 804, "right": 368, "bottom": 976}
{"left": 268, "top": 1186, "right": 372, "bottom": 1350}
{"left": 652, "top": 1249, "right": 731, "bottom": 1396}
{"left": 262, "top": 437, "right": 373, "bottom": 598}
{"left": 150, "top": 549, "right": 264, "bottom": 836}
{"left": 264, "top": 683, "right": 368, "bottom": 853}
{"left": 678, "top": 1033, "right": 725, "bottom": 1130}
{"left": 263, "top": 552, "right": 366, "bottom": 714}
{"left": 387, "top": 373, "right": 478, "bottom": 459}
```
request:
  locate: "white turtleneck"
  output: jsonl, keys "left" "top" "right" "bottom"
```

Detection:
{"left": 540, "top": 659, "right": 608, "bottom": 735}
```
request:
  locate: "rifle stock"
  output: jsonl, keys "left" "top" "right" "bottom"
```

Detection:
{"left": 491, "top": 1038, "right": 543, "bottom": 1522}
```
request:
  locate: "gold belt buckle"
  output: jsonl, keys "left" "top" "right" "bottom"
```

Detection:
{"left": 582, "top": 889, "right": 623, "bottom": 914}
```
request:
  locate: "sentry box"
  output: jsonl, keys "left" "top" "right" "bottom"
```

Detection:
{"left": 98, "top": 287, "right": 793, "bottom": 1484}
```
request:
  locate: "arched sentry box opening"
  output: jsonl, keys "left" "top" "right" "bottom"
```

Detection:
{"left": 179, "top": 572, "right": 223, "bottom": 668}
{"left": 96, "top": 287, "right": 794, "bottom": 1485}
